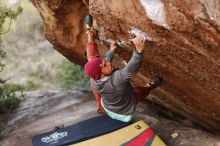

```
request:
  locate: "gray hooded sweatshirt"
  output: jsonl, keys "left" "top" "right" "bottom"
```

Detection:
{"left": 92, "top": 50, "right": 142, "bottom": 115}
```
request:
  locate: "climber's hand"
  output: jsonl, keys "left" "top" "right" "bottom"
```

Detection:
{"left": 132, "top": 34, "right": 146, "bottom": 53}
{"left": 110, "top": 40, "right": 117, "bottom": 52}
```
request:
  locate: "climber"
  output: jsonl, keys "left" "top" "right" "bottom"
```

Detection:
{"left": 84, "top": 14, "right": 162, "bottom": 122}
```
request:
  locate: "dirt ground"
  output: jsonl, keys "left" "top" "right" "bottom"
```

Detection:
{"left": 0, "top": 90, "right": 220, "bottom": 146}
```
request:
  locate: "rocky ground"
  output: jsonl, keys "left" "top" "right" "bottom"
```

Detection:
{"left": 0, "top": 90, "right": 220, "bottom": 146}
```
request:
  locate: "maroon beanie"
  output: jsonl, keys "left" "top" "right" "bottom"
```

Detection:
{"left": 84, "top": 58, "right": 103, "bottom": 80}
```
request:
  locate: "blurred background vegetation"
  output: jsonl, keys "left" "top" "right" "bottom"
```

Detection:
{"left": 0, "top": 0, "right": 90, "bottom": 116}
{"left": 0, "top": 3, "right": 23, "bottom": 115}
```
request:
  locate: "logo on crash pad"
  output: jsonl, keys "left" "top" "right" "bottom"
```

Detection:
{"left": 41, "top": 131, "right": 68, "bottom": 143}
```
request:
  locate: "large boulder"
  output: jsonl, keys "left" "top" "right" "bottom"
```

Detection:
{"left": 31, "top": 0, "right": 220, "bottom": 132}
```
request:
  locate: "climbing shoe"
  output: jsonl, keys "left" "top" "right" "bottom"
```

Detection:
{"left": 84, "top": 14, "right": 93, "bottom": 32}
{"left": 146, "top": 76, "right": 163, "bottom": 90}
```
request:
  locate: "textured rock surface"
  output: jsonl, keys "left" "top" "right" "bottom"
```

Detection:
{"left": 31, "top": 0, "right": 220, "bottom": 132}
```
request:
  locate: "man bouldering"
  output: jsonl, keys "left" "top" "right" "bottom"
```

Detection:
{"left": 84, "top": 14, "right": 162, "bottom": 122}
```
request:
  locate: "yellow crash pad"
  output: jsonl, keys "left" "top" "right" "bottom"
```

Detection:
{"left": 72, "top": 120, "right": 166, "bottom": 146}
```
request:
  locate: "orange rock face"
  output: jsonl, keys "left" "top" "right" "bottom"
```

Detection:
{"left": 31, "top": 0, "right": 88, "bottom": 65}
{"left": 31, "top": 0, "right": 220, "bottom": 132}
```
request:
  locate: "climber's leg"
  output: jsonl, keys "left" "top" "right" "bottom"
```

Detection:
{"left": 133, "top": 87, "right": 150, "bottom": 104}
{"left": 85, "top": 14, "right": 100, "bottom": 61}
{"left": 85, "top": 14, "right": 104, "bottom": 113}
{"left": 86, "top": 33, "right": 99, "bottom": 61}
{"left": 134, "top": 76, "right": 163, "bottom": 104}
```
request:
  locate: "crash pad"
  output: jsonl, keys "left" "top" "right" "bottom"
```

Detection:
{"left": 72, "top": 120, "right": 166, "bottom": 146}
{"left": 32, "top": 115, "right": 130, "bottom": 146}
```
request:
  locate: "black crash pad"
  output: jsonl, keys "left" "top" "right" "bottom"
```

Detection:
{"left": 32, "top": 115, "right": 130, "bottom": 146}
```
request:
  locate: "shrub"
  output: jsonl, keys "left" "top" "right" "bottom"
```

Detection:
{"left": 0, "top": 83, "right": 24, "bottom": 113}
{"left": 24, "top": 80, "right": 39, "bottom": 91}
{"left": 56, "top": 59, "right": 90, "bottom": 92}
{"left": 0, "top": 6, "right": 23, "bottom": 114}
